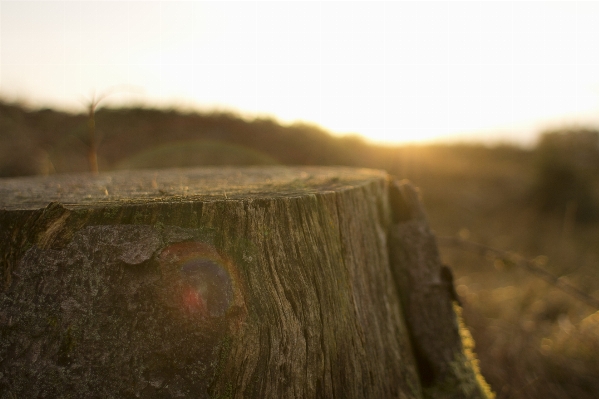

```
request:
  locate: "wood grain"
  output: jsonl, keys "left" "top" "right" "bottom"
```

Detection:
{"left": 0, "top": 167, "right": 491, "bottom": 398}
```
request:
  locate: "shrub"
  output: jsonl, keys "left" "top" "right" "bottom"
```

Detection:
{"left": 532, "top": 128, "right": 599, "bottom": 222}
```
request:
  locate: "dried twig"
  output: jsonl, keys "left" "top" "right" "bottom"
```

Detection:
{"left": 80, "top": 86, "right": 143, "bottom": 174}
{"left": 437, "top": 236, "right": 599, "bottom": 310}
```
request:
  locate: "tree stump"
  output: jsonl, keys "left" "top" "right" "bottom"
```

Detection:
{"left": 0, "top": 167, "right": 492, "bottom": 399}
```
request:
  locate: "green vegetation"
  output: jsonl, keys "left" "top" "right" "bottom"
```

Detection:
{"left": 1, "top": 100, "right": 599, "bottom": 398}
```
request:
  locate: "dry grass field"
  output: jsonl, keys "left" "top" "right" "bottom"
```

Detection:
{"left": 400, "top": 145, "right": 599, "bottom": 398}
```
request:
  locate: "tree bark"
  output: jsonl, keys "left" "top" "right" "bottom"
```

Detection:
{"left": 388, "top": 180, "right": 492, "bottom": 399}
{"left": 0, "top": 167, "right": 491, "bottom": 399}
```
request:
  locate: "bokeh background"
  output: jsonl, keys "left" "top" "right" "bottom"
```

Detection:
{"left": 3, "top": 1, "right": 599, "bottom": 145}
{"left": 2, "top": 2, "right": 599, "bottom": 398}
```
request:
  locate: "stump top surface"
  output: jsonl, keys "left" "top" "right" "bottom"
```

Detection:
{"left": 0, "top": 166, "right": 387, "bottom": 210}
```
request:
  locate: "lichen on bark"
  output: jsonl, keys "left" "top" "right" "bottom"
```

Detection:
{"left": 0, "top": 223, "right": 234, "bottom": 398}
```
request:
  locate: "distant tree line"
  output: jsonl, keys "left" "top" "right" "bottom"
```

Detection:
{"left": 2, "top": 100, "right": 597, "bottom": 223}
{"left": 0, "top": 101, "right": 397, "bottom": 177}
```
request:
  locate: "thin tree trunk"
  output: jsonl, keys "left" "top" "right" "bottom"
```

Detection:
{"left": 87, "top": 107, "right": 99, "bottom": 175}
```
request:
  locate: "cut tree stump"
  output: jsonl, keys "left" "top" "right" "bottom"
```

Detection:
{"left": 0, "top": 166, "right": 493, "bottom": 399}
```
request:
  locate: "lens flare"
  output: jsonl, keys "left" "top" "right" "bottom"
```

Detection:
{"left": 180, "top": 258, "right": 232, "bottom": 317}
{"left": 159, "top": 242, "right": 235, "bottom": 318}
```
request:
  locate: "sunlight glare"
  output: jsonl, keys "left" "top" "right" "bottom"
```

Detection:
{"left": 2, "top": 2, "right": 599, "bottom": 145}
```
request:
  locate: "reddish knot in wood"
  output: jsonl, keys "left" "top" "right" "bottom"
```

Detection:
{"left": 158, "top": 242, "right": 235, "bottom": 318}
{"left": 180, "top": 258, "right": 233, "bottom": 317}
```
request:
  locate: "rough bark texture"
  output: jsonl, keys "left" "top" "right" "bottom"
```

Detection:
{"left": 0, "top": 167, "right": 491, "bottom": 399}
{"left": 388, "top": 180, "right": 492, "bottom": 399}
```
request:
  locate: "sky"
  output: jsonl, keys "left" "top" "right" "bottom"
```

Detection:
{"left": 2, "top": 1, "right": 599, "bottom": 146}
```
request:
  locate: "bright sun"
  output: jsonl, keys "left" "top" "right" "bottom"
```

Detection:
{"left": 2, "top": 2, "right": 599, "bottom": 146}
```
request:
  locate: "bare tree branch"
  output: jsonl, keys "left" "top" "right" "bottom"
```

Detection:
{"left": 80, "top": 86, "right": 143, "bottom": 174}
{"left": 437, "top": 236, "right": 599, "bottom": 310}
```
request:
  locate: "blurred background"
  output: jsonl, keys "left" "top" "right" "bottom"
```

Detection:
{"left": 2, "top": 2, "right": 599, "bottom": 397}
